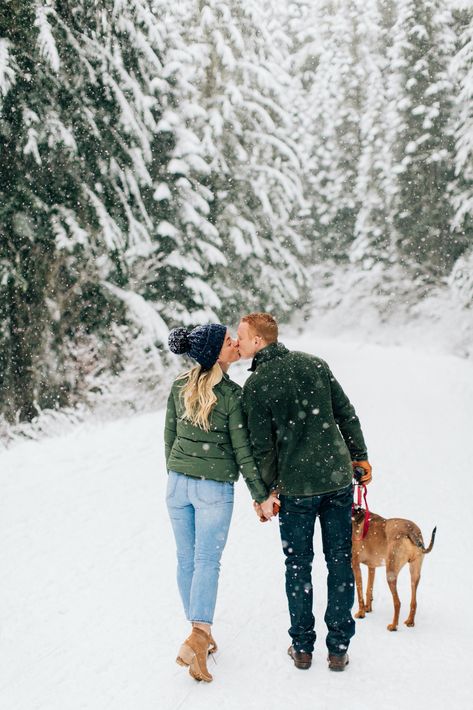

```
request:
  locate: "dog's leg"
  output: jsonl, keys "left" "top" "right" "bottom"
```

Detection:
{"left": 365, "top": 567, "right": 375, "bottom": 613}
{"left": 404, "top": 556, "right": 422, "bottom": 627}
{"left": 386, "top": 558, "right": 402, "bottom": 631}
{"left": 352, "top": 558, "right": 365, "bottom": 619}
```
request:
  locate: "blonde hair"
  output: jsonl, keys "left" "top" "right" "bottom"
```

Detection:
{"left": 241, "top": 312, "right": 278, "bottom": 343}
{"left": 177, "top": 363, "right": 223, "bottom": 431}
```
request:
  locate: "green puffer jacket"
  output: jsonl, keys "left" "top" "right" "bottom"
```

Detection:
{"left": 164, "top": 371, "right": 268, "bottom": 503}
{"left": 242, "top": 342, "right": 368, "bottom": 496}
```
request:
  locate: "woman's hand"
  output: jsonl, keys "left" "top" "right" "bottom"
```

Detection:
{"left": 260, "top": 493, "right": 280, "bottom": 520}
{"left": 253, "top": 501, "right": 269, "bottom": 522}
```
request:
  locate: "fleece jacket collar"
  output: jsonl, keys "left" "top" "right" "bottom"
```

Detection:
{"left": 249, "top": 342, "right": 289, "bottom": 371}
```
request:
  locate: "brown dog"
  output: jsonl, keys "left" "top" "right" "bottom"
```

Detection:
{"left": 352, "top": 508, "right": 436, "bottom": 631}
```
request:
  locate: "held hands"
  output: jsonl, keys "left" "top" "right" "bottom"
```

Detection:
{"left": 253, "top": 501, "right": 267, "bottom": 522}
{"left": 352, "top": 460, "right": 373, "bottom": 485}
{"left": 253, "top": 463, "right": 373, "bottom": 521}
{"left": 253, "top": 493, "right": 280, "bottom": 523}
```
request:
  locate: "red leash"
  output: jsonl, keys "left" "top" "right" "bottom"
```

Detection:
{"left": 352, "top": 482, "right": 370, "bottom": 540}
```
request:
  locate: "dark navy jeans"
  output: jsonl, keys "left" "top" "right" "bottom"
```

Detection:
{"left": 278, "top": 484, "right": 355, "bottom": 656}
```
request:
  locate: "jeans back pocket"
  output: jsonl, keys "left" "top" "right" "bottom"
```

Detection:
{"left": 194, "top": 478, "right": 234, "bottom": 505}
{"left": 166, "top": 470, "right": 180, "bottom": 500}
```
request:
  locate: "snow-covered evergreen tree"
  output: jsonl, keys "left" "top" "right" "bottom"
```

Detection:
{"left": 115, "top": 0, "right": 223, "bottom": 326}
{"left": 283, "top": 0, "right": 321, "bottom": 266}
{"left": 450, "top": 11, "right": 473, "bottom": 262}
{"left": 0, "top": 1, "right": 73, "bottom": 421}
{"left": 350, "top": 0, "right": 395, "bottom": 270}
{"left": 388, "top": 0, "right": 456, "bottom": 277}
{"left": 299, "top": 0, "right": 364, "bottom": 261}
{"left": 0, "top": 0, "right": 215, "bottom": 421}
{"left": 176, "top": 0, "right": 308, "bottom": 319}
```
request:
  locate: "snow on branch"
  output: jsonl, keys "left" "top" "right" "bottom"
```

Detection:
{"left": 104, "top": 283, "right": 169, "bottom": 345}
{"left": 45, "top": 113, "right": 77, "bottom": 152}
{"left": 245, "top": 88, "right": 292, "bottom": 127}
{"left": 54, "top": 207, "right": 89, "bottom": 249}
{"left": 251, "top": 131, "right": 301, "bottom": 170}
{"left": 85, "top": 188, "right": 126, "bottom": 251}
{"left": 49, "top": 12, "right": 96, "bottom": 82}
{"left": 195, "top": 239, "right": 227, "bottom": 266}
{"left": 103, "top": 74, "right": 152, "bottom": 159}
{"left": 23, "top": 109, "right": 42, "bottom": 165}
{"left": 214, "top": 30, "right": 236, "bottom": 70}
{"left": 244, "top": 100, "right": 275, "bottom": 131}
{"left": 165, "top": 250, "right": 204, "bottom": 275}
{"left": 34, "top": 5, "right": 60, "bottom": 73}
{"left": 0, "top": 39, "right": 16, "bottom": 98}
{"left": 184, "top": 276, "right": 222, "bottom": 309}
{"left": 180, "top": 203, "right": 219, "bottom": 239}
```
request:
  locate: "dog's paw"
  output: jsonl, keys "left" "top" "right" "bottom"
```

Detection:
{"left": 387, "top": 624, "right": 398, "bottom": 631}
{"left": 354, "top": 611, "right": 365, "bottom": 619}
{"left": 404, "top": 619, "right": 415, "bottom": 627}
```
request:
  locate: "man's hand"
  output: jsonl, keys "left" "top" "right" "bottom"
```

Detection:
{"left": 260, "top": 493, "right": 280, "bottom": 520}
{"left": 352, "top": 460, "right": 372, "bottom": 485}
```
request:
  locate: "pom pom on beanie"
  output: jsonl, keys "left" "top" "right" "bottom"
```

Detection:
{"left": 168, "top": 327, "right": 190, "bottom": 355}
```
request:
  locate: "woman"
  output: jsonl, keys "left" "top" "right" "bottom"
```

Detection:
{"left": 165, "top": 323, "right": 268, "bottom": 683}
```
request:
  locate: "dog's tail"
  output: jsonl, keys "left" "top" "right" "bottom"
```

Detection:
{"left": 409, "top": 526, "right": 436, "bottom": 554}
{"left": 422, "top": 526, "right": 437, "bottom": 554}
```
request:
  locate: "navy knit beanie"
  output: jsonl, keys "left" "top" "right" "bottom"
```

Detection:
{"left": 168, "top": 323, "right": 227, "bottom": 370}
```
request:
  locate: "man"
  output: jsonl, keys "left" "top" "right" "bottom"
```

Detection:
{"left": 237, "top": 313, "right": 372, "bottom": 672}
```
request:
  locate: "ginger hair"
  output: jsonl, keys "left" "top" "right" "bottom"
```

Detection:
{"left": 241, "top": 312, "right": 278, "bottom": 344}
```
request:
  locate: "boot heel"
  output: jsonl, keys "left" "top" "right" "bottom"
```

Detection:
{"left": 176, "top": 643, "right": 195, "bottom": 667}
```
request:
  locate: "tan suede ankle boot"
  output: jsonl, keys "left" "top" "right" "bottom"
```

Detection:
{"left": 176, "top": 627, "right": 213, "bottom": 682}
{"left": 189, "top": 625, "right": 217, "bottom": 653}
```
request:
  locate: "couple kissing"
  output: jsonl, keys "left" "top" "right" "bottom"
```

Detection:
{"left": 164, "top": 313, "right": 372, "bottom": 682}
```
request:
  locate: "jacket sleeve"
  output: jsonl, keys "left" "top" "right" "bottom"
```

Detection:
{"left": 228, "top": 390, "right": 268, "bottom": 503}
{"left": 242, "top": 379, "right": 278, "bottom": 490}
{"left": 164, "top": 387, "right": 177, "bottom": 468}
{"left": 325, "top": 363, "right": 368, "bottom": 460}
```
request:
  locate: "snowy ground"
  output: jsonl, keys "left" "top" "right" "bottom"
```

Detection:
{"left": 1, "top": 332, "right": 472, "bottom": 710}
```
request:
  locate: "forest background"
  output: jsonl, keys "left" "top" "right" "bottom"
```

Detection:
{"left": 0, "top": 0, "right": 472, "bottom": 439}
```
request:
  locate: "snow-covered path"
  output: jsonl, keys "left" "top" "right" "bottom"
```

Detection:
{"left": 1, "top": 335, "right": 472, "bottom": 710}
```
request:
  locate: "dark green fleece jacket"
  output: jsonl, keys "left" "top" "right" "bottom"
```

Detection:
{"left": 242, "top": 343, "right": 368, "bottom": 496}
{"left": 164, "top": 371, "right": 268, "bottom": 503}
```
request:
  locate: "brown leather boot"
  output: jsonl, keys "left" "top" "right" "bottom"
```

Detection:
{"left": 327, "top": 653, "right": 349, "bottom": 671}
{"left": 176, "top": 627, "right": 213, "bottom": 682}
{"left": 288, "top": 645, "right": 312, "bottom": 669}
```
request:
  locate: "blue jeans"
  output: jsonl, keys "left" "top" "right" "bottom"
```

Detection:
{"left": 166, "top": 470, "right": 234, "bottom": 624}
{"left": 278, "top": 484, "right": 355, "bottom": 655}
